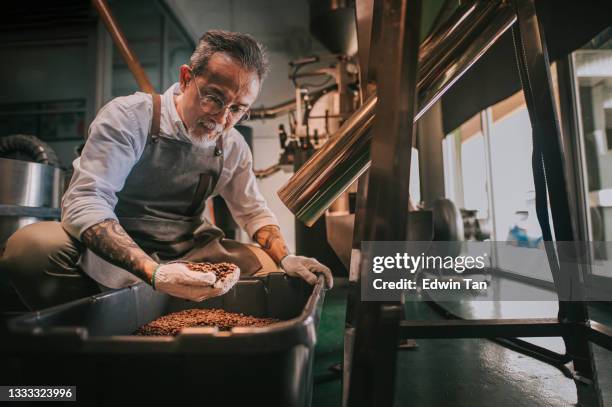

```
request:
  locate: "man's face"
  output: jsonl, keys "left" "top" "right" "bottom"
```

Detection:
{"left": 177, "top": 52, "right": 261, "bottom": 140}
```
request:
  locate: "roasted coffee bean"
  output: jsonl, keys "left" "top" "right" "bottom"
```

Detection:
{"left": 177, "top": 261, "right": 237, "bottom": 283}
{"left": 134, "top": 308, "right": 279, "bottom": 336}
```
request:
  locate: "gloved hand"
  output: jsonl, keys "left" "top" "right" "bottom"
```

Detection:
{"left": 151, "top": 262, "right": 239, "bottom": 302}
{"left": 280, "top": 255, "right": 333, "bottom": 289}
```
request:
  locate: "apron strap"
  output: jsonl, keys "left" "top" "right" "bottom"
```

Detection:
{"left": 214, "top": 131, "right": 224, "bottom": 156}
{"left": 150, "top": 93, "right": 162, "bottom": 137}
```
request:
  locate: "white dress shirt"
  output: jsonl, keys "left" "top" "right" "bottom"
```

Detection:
{"left": 61, "top": 82, "right": 279, "bottom": 243}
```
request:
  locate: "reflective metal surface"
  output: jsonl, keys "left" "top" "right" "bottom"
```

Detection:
{"left": 0, "top": 158, "right": 63, "bottom": 207}
{"left": 279, "top": 94, "right": 376, "bottom": 226}
{"left": 345, "top": 0, "right": 423, "bottom": 403}
{"left": 279, "top": 1, "right": 517, "bottom": 225}
{"left": 417, "top": 1, "right": 516, "bottom": 120}
{"left": 0, "top": 158, "right": 64, "bottom": 244}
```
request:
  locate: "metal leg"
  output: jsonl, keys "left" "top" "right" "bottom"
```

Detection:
{"left": 342, "top": 0, "right": 612, "bottom": 405}
{"left": 342, "top": 171, "right": 368, "bottom": 407}
{"left": 345, "top": 0, "right": 422, "bottom": 406}
{"left": 511, "top": 0, "right": 603, "bottom": 405}
{"left": 343, "top": 0, "right": 382, "bottom": 404}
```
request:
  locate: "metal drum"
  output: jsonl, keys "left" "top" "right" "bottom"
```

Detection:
{"left": 0, "top": 158, "right": 64, "bottom": 246}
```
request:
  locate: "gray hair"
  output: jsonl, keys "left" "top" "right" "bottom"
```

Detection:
{"left": 189, "top": 30, "right": 269, "bottom": 81}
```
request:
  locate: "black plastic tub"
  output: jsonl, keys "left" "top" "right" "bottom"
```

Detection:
{"left": 4, "top": 273, "right": 326, "bottom": 406}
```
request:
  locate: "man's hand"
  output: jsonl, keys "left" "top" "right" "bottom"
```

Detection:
{"left": 153, "top": 262, "right": 240, "bottom": 302}
{"left": 281, "top": 255, "right": 333, "bottom": 289}
{"left": 253, "top": 225, "right": 333, "bottom": 288}
{"left": 81, "top": 219, "right": 158, "bottom": 283}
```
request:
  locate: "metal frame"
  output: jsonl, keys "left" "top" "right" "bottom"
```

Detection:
{"left": 479, "top": 107, "right": 498, "bottom": 241}
{"left": 556, "top": 55, "right": 592, "bottom": 243}
{"left": 345, "top": 0, "right": 422, "bottom": 406}
{"left": 344, "top": 0, "right": 612, "bottom": 406}
{"left": 511, "top": 1, "right": 602, "bottom": 403}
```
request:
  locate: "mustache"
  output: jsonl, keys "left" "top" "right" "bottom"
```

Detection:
{"left": 195, "top": 119, "right": 223, "bottom": 133}
{"left": 186, "top": 119, "right": 225, "bottom": 141}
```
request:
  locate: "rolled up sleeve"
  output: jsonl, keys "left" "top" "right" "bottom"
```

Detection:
{"left": 61, "top": 98, "right": 147, "bottom": 240}
{"left": 218, "top": 137, "right": 279, "bottom": 239}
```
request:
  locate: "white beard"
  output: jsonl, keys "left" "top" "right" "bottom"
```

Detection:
{"left": 187, "top": 120, "right": 223, "bottom": 142}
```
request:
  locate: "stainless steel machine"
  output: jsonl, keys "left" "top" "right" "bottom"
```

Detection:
{"left": 0, "top": 158, "right": 63, "bottom": 247}
{"left": 277, "top": 1, "right": 612, "bottom": 406}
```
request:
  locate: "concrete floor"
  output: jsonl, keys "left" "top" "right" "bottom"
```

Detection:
{"left": 312, "top": 281, "right": 612, "bottom": 407}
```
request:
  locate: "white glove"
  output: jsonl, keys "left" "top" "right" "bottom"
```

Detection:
{"left": 211, "top": 264, "right": 241, "bottom": 293}
{"left": 152, "top": 262, "right": 239, "bottom": 302}
{"left": 280, "top": 255, "right": 333, "bottom": 289}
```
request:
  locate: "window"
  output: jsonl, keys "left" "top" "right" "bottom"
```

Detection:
{"left": 410, "top": 147, "right": 421, "bottom": 205}
{"left": 443, "top": 113, "right": 492, "bottom": 239}
{"left": 489, "top": 95, "right": 542, "bottom": 244}
{"left": 574, "top": 29, "right": 612, "bottom": 242}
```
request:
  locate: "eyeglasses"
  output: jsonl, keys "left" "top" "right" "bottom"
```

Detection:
{"left": 189, "top": 73, "right": 250, "bottom": 123}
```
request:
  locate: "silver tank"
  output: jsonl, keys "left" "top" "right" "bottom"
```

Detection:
{"left": 0, "top": 158, "right": 64, "bottom": 245}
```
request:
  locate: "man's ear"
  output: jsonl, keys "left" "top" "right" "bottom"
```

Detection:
{"left": 179, "top": 65, "right": 191, "bottom": 92}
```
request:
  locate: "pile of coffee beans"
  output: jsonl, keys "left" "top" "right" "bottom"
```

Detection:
{"left": 182, "top": 261, "right": 237, "bottom": 284}
{"left": 134, "top": 308, "right": 279, "bottom": 336}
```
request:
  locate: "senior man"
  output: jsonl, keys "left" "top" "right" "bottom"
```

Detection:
{"left": 1, "top": 30, "right": 332, "bottom": 310}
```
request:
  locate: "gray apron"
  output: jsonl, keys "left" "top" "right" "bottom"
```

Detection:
{"left": 81, "top": 94, "right": 261, "bottom": 289}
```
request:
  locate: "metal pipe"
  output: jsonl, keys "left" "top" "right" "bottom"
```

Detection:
{"left": 279, "top": 94, "right": 376, "bottom": 224}
{"left": 278, "top": 1, "right": 517, "bottom": 226}
{"left": 417, "top": 1, "right": 516, "bottom": 120}
{"left": 427, "top": 0, "right": 459, "bottom": 39}
{"left": 249, "top": 83, "right": 338, "bottom": 120}
{"left": 254, "top": 164, "right": 282, "bottom": 178}
{"left": 92, "top": 0, "right": 155, "bottom": 94}
{"left": 249, "top": 99, "right": 296, "bottom": 120}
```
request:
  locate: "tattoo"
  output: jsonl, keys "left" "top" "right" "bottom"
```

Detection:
{"left": 254, "top": 225, "right": 281, "bottom": 250}
{"left": 253, "top": 225, "right": 289, "bottom": 264}
{"left": 81, "top": 219, "right": 156, "bottom": 282}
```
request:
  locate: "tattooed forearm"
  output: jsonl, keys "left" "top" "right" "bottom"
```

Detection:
{"left": 253, "top": 225, "right": 289, "bottom": 265}
{"left": 81, "top": 219, "right": 158, "bottom": 283}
